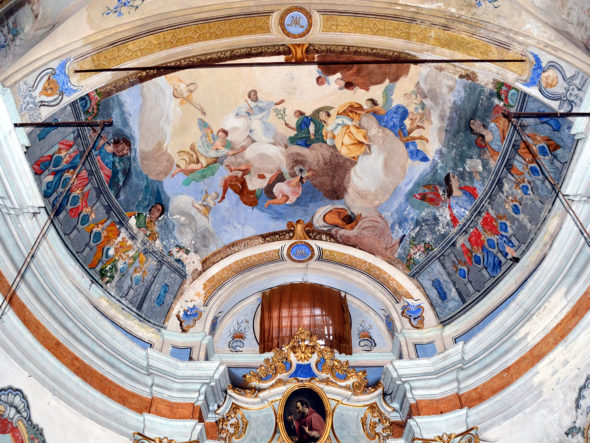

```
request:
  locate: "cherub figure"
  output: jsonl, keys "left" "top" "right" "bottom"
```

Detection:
{"left": 172, "top": 120, "right": 245, "bottom": 185}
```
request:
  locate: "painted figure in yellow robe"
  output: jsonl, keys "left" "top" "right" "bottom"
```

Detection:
{"left": 324, "top": 102, "right": 369, "bottom": 160}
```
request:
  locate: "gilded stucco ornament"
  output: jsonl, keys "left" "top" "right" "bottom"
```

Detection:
{"left": 217, "top": 330, "right": 403, "bottom": 442}
{"left": 243, "top": 329, "right": 376, "bottom": 395}
{"left": 361, "top": 403, "right": 400, "bottom": 442}
{"left": 218, "top": 404, "right": 249, "bottom": 442}
{"left": 287, "top": 219, "right": 314, "bottom": 240}
{"left": 412, "top": 427, "right": 480, "bottom": 443}
{"left": 132, "top": 433, "right": 198, "bottom": 443}
{"left": 285, "top": 44, "right": 315, "bottom": 63}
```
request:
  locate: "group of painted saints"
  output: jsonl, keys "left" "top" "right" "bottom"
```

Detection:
{"left": 32, "top": 129, "right": 168, "bottom": 286}
{"left": 171, "top": 88, "right": 430, "bottom": 212}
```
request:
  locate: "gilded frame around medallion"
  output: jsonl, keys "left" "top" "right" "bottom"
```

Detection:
{"left": 277, "top": 383, "right": 332, "bottom": 443}
{"left": 279, "top": 7, "right": 313, "bottom": 39}
{"left": 286, "top": 241, "right": 315, "bottom": 263}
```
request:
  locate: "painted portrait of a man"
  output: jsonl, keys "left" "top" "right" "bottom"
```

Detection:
{"left": 283, "top": 388, "right": 328, "bottom": 442}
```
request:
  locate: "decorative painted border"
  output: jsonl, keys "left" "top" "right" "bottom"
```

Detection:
{"left": 74, "top": 15, "right": 272, "bottom": 80}
{"left": 203, "top": 250, "right": 281, "bottom": 302}
{"left": 73, "top": 9, "right": 528, "bottom": 86}
{"left": 320, "top": 14, "right": 528, "bottom": 77}
{"left": 320, "top": 249, "right": 412, "bottom": 301}
{"left": 198, "top": 245, "right": 416, "bottom": 305}
{"left": 81, "top": 41, "right": 506, "bottom": 104}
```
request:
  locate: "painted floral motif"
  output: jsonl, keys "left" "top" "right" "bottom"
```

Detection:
{"left": 176, "top": 305, "right": 202, "bottom": 332}
{"left": 522, "top": 52, "right": 544, "bottom": 88}
{"left": 0, "top": 19, "right": 23, "bottom": 64}
{"left": 565, "top": 375, "right": 590, "bottom": 439}
{"left": 356, "top": 320, "right": 376, "bottom": 351}
{"left": 537, "top": 61, "right": 587, "bottom": 112}
{"left": 406, "top": 240, "right": 434, "bottom": 270}
{"left": 18, "top": 58, "right": 81, "bottom": 121}
{"left": 496, "top": 82, "right": 519, "bottom": 108}
{"left": 381, "top": 309, "right": 395, "bottom": 337}
{"left": 228, "top": 319, "right": 249, "bottom": 352}
{"left": 80, "top": 91, "right": 102, "bottom": 121}
{"left": 210, "top": 311, "right": 223, "bottom": 335}
{"left": 0, "top": 387, "right": 46, "bottom": 443}
{"left": 103, "top": 0, "right": 146, "bottom": 17}
{"left": 521, "top": 52, "right": 588, "bottom": 112}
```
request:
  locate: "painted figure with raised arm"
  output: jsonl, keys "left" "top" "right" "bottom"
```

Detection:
{"left": 233, "top": 89, "right": 285, "bottom": 143}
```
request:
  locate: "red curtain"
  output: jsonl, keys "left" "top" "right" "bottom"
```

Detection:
{"left": 259, "top": 283, "right": 352, "bottom": 354}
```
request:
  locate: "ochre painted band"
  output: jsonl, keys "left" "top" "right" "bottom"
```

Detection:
{"left": 412, "top": 287, "right": 590, "bottom": 415}
{"left": 0, "top": 270, "right": 201, "bottom": 420}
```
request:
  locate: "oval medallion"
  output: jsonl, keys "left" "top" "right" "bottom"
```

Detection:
{"left": 279, "top": 7, "right": 313, "bottom": 39}
{"left": 287, "top": 241, "right": 315, "bottom": 262}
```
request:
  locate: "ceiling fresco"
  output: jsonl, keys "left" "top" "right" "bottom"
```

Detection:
{"left": 23, "top": 53, "right": 580, "bottom": 325}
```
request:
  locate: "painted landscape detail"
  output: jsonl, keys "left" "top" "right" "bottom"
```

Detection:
{"left": 26, "top": 55, "right": 578, "bottom": 324}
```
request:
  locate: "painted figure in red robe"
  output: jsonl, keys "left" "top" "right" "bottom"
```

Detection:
{"left": 287, "top": 400, "right": 326, "bottom": 442}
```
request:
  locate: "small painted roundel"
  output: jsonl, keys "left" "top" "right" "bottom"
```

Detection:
{"left": 287, "top": 241, "right": 315, "bottom": 262}
{"left": 280, "top": 7, "right": 313, "bottom": 39}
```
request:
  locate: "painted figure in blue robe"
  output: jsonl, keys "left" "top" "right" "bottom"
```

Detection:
{"left": 284, "top": 110, "right": 325, "bottom": 147}
{"left": 91, "top": 127, "right": 132, "bottom": 197}
{"left": 363, "top": 98, "right": 429, "bottom": 162}
{"left": 33, "top": 139, "right": 80, "bottom": 198}
{"left": 232, "top": 89, "right": 285, "bottom": 143}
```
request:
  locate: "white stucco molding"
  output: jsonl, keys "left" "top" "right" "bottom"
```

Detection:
{"left": 170, "top": 239, "right": 436, "bottom": 358}
{"left": 0, "top": 85, "right": 41, "bottom": 214}
{"left": 3, "top": 0, "right": 589, "bottom": 87}
{"left": 379, "top": 130, "right": 590, "bottom": 429}
{"left": 0, "top": 89, "right": 229, "bottom": 438}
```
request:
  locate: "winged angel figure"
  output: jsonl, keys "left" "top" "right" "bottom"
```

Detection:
{"left": 166, "top": 74, "right": 206, "bottom": 116}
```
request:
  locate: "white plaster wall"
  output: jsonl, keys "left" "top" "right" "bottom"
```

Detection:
{"left": 0, "top": 344, "right": 128, "bottom": 443}
{"left": 474, "top": 307, "right": 590, "bottom": 442}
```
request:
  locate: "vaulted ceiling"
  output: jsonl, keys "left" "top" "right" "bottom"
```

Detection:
{"left": 0, "top": 1, "right": 589, "bottom": 442}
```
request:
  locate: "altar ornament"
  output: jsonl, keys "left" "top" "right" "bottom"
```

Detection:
{"left": 412, "top": 427, "right": 480, "bottom": 443}
{"left": 217, "top": 404, "right": 249, "bottom": 442}
{"left": 361, "top": 403, "right": 400, "bottom": 442}
{"left": 242, "top": 328, "right": 373, "bottom": 394}
{"left": 217, "top": 329, "right": 404, "bottom": 442}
